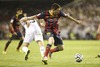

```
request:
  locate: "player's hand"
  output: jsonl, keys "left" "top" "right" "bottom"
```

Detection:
{"left": 13, "top": 32, "right": 17, "bottom": 35}
{"left": 76, "top": 20, "right": 82, "bottom": 24}
{"left": 77, "top": 20, "right": 84, "bottom": 26}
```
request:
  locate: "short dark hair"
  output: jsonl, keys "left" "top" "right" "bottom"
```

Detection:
{"left": 16, "top": 8, "right": 23, "bottom": 11}
{"left": 51, "top": 3, "right": 61, "bottom": 10}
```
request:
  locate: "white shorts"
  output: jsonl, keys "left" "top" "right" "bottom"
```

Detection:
{"left": 22, "top": 20, "right": 43, "bottom": 43}
{"left": 24, "top": 32, "right": 43, "bottom": 43}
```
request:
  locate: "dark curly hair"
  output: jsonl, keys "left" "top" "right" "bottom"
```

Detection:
{"left": 51, "top": 3, "right": 61, "bottom": 10}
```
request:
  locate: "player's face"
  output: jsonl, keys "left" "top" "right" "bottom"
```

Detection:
{"left": 53, "top": 8, "right": 61, "bottom": 16}
{"left": 17, "top": 10, "right": 23, "bottom": 15}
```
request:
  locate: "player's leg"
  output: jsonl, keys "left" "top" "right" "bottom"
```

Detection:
{"left": 49, "top": 45, "right": 64, "bottom": 58}
{"left": 34, "top": 32, "right": 47, "bottom": 64}
{"left": 22, "top": 42, "right": 30, "bottom": 61}
{"left": 22, "top": 32, "right": 33, "bottom": 61}
{"left": 36, "top": 40, "right": 45, "bottom": 57}
{"left": 16, "top": 39, "right": 23, "bottom": 51}
{"left": 16, "top": 31, "right": 23, "bottom": 51}
{"left": 36, "top": 40, "right": 47, "bottom": 65}
{"left": 40, "top": 36, "right": 54, "bottom": 65}
{"left": 49, "top": 34, "right": 64, "bottom": 58}
{"left": 44, "top": 36, "right": 54, "bottom": 58}
{"left": 3, "top": 34, "right": 13, "bottom": 54}
{"left": 34, "top": 22, "right": 45, "bottom": 57}
{"left": 50, "top": 45, "right": 64, "bottom": 52}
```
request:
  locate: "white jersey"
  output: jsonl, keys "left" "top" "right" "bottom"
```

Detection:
{"left": 23, "top": 20, "right": 41, "bottom": 34}
{"left": 21, "top": 20, "right": 43, "bottom": 43}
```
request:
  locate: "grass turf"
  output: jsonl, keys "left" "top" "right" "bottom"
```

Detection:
{"left": 0, "top": 40, "right": 100, "bottom": 67}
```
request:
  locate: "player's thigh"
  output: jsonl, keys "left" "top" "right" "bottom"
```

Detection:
{"left": 57, "top": 45, "right": 64, "bottom": 50}
{"left": 54, "top": 35, "right": 63, "bottom": 46}
{"left": 16, "top": 31, "right": 23, "bottom": 39}
{"left": 24, "top": 33, "right": 34, "bottom": 43}
{"left": 34, "top": 33, "right": 43, "bottom": 42}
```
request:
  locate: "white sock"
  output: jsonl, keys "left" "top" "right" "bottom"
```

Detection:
{"left": 22, "top": 47, "right": 28, "bottom": 53}
{"left": 40, "top": 46, "right": 45, "bottom": 57}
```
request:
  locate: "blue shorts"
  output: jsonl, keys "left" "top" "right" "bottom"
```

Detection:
{"left": 44, "top": 32, "right": 63, "bottom": 46}
{"left": 10, "top": 31, "right": 22, "bottom": 39}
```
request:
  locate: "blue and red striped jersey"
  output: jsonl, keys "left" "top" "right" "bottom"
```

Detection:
{"left": 36, "top": 10, "right": 66, "bottom": 34}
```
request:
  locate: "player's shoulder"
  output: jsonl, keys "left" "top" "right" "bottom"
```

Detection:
{"left": 41, "top": 10, "right": 49, "bottom": 14}
{"left": 59, "top": 10, "right": 68, "bottom": 17}
{"left": 10, "top": 15, "right": 16, "bottom": 23}
{"left": 11, "top": 15, "right": 16, "bottom": 19}
{"left": 59, "top": 10, "right": 65, "bottom": 14}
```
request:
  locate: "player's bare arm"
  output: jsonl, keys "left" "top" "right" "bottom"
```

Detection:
{"left": 20, "top": 15, "right": 36, "bottom": 22}
{"left": 20, "top": 17, "right": 28, "bottom": 22}
{"left": 9, "top": 22, "right": 17, "bottom": 35}
{"left": 65, "top": 14, "right": 81, "bottom": 24}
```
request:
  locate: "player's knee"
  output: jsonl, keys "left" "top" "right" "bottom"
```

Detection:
{"left": 49, "top": 41, "right": 54, "bottom": 45}
{"left": 36, "top": 40, "right": 43, "bottom": 44}
{"left": 8, "top": 40, "right": 12, "bottom": 43}
{"left": 48, "top": 37, "right": 54, "bottom": 45}
{"left": 36, "top": 40, "right": 41, "bottom": 42}
{"left": 22, "top": 42, "right": 29, "bottom": 47}
{"left": 47, "top": 44, "right": 52, "bottom": 48}
{"left": 58, "top": 46, "right": 64, "bottom": 51}
{"left": 20, "top": 40, "right": 23, "bottom": 42}
{"left": 59, "top": 47, "right": 64, "bottom": 51}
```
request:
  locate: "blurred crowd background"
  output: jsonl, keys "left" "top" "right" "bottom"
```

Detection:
{"left": 0, "top": 0, "right": 100, "bottom": 40}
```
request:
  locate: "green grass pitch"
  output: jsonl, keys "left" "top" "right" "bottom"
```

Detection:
{"left": 0, "top": 40, "right": 100, "bottom": 67}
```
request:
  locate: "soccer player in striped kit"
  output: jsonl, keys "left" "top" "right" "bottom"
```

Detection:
{"left": 21, "top": 3, "right": 81, "bottom": 64}
{"left": 3, "top": 8, "right": 24, "bottom": 54}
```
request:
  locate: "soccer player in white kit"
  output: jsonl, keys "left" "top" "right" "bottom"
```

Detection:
{"left": 20, "top": 17, "right": 45, "bottom": 61}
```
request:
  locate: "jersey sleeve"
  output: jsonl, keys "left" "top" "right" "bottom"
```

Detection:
{"left": 36, "top": 11, "right": 45, "bottom": 19}
{"left": 10, "top": 19, "right": 14, "bottom": 23}
{"left": 59, "top": 11, "right": 69, "bottom": 17}
{"left": 10, "top": 17, "right": 15, "bottom": 23}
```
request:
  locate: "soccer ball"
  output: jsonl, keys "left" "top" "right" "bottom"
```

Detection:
{"left": 75, "top": 53, "right": 83, "bottom": 62}
{"left": 98, "top": 54, "right": 100, "bottom": 58}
